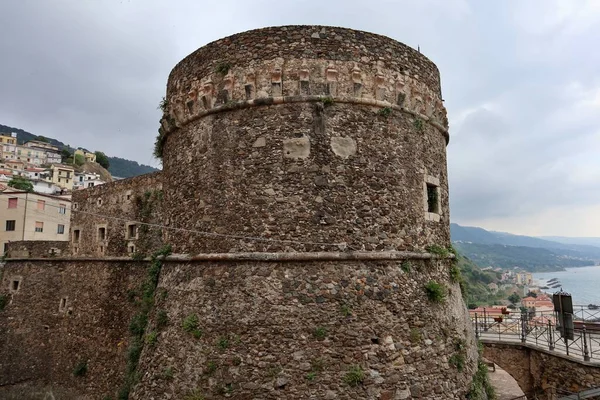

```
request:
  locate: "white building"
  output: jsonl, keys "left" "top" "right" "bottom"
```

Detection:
{"left": 74, "top": 172, "right": 105, "bottom": 189}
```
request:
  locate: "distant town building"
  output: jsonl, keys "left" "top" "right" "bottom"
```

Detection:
{"left": 74, "top": 172, "right": 105, "bottom": 189}
{"left": 0, "top": 190, "right": 71, "bottom": 253}
{"left": 47, "top": 164, "right": 74, "bottom": 190}
{"left": 74, "top": 148, "right": 96, "bottom": 163}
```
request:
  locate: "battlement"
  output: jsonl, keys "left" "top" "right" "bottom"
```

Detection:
{"left": 161, "top": 26, "right": 448, "bottom": 140}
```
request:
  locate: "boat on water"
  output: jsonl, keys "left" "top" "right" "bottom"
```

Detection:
{"left": 548, "top": 278, "right": 559, "bottom": 284}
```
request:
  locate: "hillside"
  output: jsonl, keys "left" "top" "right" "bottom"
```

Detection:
{"left": 456, "top": 253, "right": 501, "bottom": 307}
{"left": 451, "top": 223, "right": 599, "bottom": 272}
{"left": 0, "top": 123, "right": 159, "bottom": 178}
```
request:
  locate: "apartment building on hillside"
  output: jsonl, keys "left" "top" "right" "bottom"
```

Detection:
{"left": 48, "top": 164, "right": 74, "bottom": 190}
{"left": 0, "top": 190, "right": 71, "bottom": 253}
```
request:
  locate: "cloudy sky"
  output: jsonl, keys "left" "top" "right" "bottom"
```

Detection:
{"left": 1, "top": 0, "right": 599, "bottom": 237}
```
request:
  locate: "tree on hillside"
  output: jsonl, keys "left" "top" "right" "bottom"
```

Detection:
{"left": 36, "top": 135, "right": 49, "bottom": 143}
{"left": 508, "top": 293, "right": 521, "bottom": 305}
{"left": 8, "top": 176, "right": 33, "bottom": 192}
{"left": 526, "top": 291, "right": 537, "bottom": 298}
{"left": 61, "top": 148, "right": 71, "bottom": 163}
{"left": 74, "top": 154, "right": 85, "bottom": 167}
{"left": 95, "top": 151, "right": 110, "bottom": 169}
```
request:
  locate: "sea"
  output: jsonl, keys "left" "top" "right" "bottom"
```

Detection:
{"left": 533, "top": 265, "right": 600, "bottom": 306}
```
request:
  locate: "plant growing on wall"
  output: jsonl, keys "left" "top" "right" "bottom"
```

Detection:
{"left": 343, "top": 365, "right": 365, "bottom": 387}
{"left": 425, "top": 280, "right": 447, "bottom": 303}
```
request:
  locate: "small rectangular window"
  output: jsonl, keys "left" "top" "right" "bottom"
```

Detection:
{"left": 127, "top": 224, "right": 137, "bottom": 240}
{"left": 6, "top": 220, "right": 15, "bottom": 231}
{"left": 35, "top": 221, "right": 44, "bottom": 233}
{"left": 73, "top": 229, "right": 80, "bottom": 243}
{"left": 37, "top": 200, "right": 46, "bottom": 210}
{"left": 57, "top": 224, "right": 65, "bottom": 234}
{"left": 426, "top": 183, "right": 439, "bottom": 214}
{"left": 98, "top": 227, "right": 106, "bottom": 240}
{"left": 8, "top": 198, "right": 17, "bottom": 209}
{"left": 58, "top": 204, "right": 66, "bottom": 214}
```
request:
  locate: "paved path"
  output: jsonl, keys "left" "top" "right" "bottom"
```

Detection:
{"left": 485, "top": 360, "right": 526, "bottom": 400}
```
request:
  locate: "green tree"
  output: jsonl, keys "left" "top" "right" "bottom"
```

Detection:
{"left": 61, "top": 148, "right": 72, "bottom": 163}
{"left": 508, "top": 293, "right": 521, "bottom": 305}
{"left": 526, "top": 291, "right": 537, "bottom": 298}
{"left": 95, "top": 151, "right": 110, "bottom": 169}
{"left": 36, "top": 135, "right": 49, "bottom": 143}
{"left": 74, "top": 154, "right": 85, "bottom": 166}
{"left": 8, "top": 176, "right": 33, "bottom": 192}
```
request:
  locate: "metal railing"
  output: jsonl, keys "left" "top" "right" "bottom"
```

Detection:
{"left": 472, "top": 306, "right": 600, "bottom": 363}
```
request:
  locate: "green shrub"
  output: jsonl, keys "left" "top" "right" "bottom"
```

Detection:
{"left": 414, "top": 118, "right": 424, "bottom": 131}
{"left": 145, "top": 331, "right": 158, "bottom": 346}
{"left": 340, "top": 304, "right": 352, "bottom": 317}
{"left": 410, "top": 328, "right": 421, "bottom": 344}
{"left": 450, "top": 264, "right": 461, "bottom": 283}
{"left": 73, "top": 360, "right": 88, "bottom": 377}
{"left": 401, "top": 260, "right": 412, "bottom": 273}
{"left": 117, "top": 386, "right": 130, "bottom": 400}
{"left": 313, "top": 327, "right": 327, "bottom": 340}
{"left": 449, "top": 353, "right": 465, "bottom": 372}
{"left": 343, "top": 365, "right": 364, "bottom": 387}
{"left": 321, "top": 96, "right": 334, "bottom": 106}
{"left": 206, "top": 360, "right": 217, "bottom": 375}
{"left": 182, "top": 314, "right": 202, "bottom": 338}
{"left": 163, "top": 366, "right": 174, "bottom": 380}
{"left": 306, "top": 371, "right": 317, "bottom": 381}
{"left": 468, "top": 358, "right": 497, "bottom": 399}
{"left": 215, "top": 62, "right": 231, "bottom": 76}
{"left": 184, "top": 388, "right": 205, "bottom": 400}
{"left": 129, "top": 313, "right": 148, "bottom": 336}
{"left": 425, "top": 280, "right": 446, "bottom": 303}
{"left": 156, "top": 309, "right": 168, "bottom": 329}
{"left": 158, "top": 97, "right": 168, "bottom": 112}
{"left": 378, "top": 107, "right": 392, "bottom": 117}
{"left": 217, "top": 336, "right": 229, "bottom": 350}
{"left": 426, "top": 245, "right": 450, "bottom": 257}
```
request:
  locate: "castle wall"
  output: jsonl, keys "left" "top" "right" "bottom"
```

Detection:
{"left": 70, "top": 172, "right": 164, "bottom": 257}
{"left": 6, "top": 240, "right": 69, "bottom": 258}
{"left": 0, "top": 260, "right": 146, "bottom": 400}
{"left": 161, "top": 26, "right": 450, "bottom": 254}
{"left": 130, "top": 257, "right": 477, "bottom": 400}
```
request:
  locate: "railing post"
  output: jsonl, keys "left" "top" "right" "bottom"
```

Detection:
{"left": 583, "top": 325, "right": 590, "bottom": 362}
{"left": 483, "top": 308, "right": 488, "bottom": 332}
{"left": 475, "top": 313, "right": 479, "bottom": 339}
{"left": 548, "top": 320, "right": 554, "bottom": 351}
{"left": 520, "top": 309, "right": 526, "bottom": 343}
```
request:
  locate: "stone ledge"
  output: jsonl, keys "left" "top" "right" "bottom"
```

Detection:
{"left": 162, "top": 95, "right": 450, "bottom": 144}
{"left": 4, "top": 251, "right": 456, "bottom": 263}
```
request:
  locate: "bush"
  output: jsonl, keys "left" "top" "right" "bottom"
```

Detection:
{"left": 378, "top": 107, "right": 392, "bottom": 117}
{"left": 129, "top": 313, "right": 148, "bottom": 336}
{"left": 217, "top": 336, "right": 229, "bottom": 350}
{"left": 425, "top": 280, "right": 446, "bottom": 303}
{"left": 145, "top": 331, "right": 157, "bottom": 346}
{"left": 313, "top": 327, "right": 327, "bottom": 340}
{"left": 449, "top": 353, "right": 465, "bottom": 372}
{"left": 73, "top": 360, "right": 88, "bottom": 377}
{"left": 426, "top": 245, "right": 451, "bottom": 257}
{"left": 343, "top": 365, "right": 364, "bottom": 387}
{"left": 183, "top": 314, "right": 202, "bottom": 338}
{"left": 156, "top": 309, "right": 168, "bottom": 329}
{"left": 450, "top": 264, "right": 461, "bottom": 283}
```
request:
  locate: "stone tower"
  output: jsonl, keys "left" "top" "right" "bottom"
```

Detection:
{"left": 131, "top": 26, "right": 477, "bottom": 399}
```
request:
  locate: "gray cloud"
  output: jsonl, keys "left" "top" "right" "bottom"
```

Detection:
{"left": 1, "top": 0, "right": 599, "bottom": 235}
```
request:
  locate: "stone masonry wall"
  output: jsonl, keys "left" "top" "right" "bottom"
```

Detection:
{"left": 130, "top": 257, "right": 478, "bottom": 399}
{"left": 0, "top": 260, "right": 147, "bottom": 399}
{"left": 6, "top": 240, "right": 69, "bottom": 258}
{"left": 70, "top": 172, "right": 164, "bottom": 257}
{"left": 161, "top": 26, "right": 450, "bottom": 254}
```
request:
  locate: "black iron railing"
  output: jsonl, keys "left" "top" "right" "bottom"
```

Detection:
{"left": 471, "top": 306, "right": 600, "bottom": 363}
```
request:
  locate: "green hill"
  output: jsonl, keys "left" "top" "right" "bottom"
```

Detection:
{"left": 0, "top": 123, "right": 159, "bottom": 178}
{"left": 455, "top": 252, "right": 503, "bottom": 307}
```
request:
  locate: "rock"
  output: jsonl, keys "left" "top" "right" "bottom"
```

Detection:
{"left": 275, "top": 376, "right": 288, "bottom": 388}
{"left": 252, "top": 137, "right": 266, "bottom": 147}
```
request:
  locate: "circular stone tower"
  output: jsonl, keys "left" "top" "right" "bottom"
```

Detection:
{"left": 160, "top": 25, "right": 450, "bottom": 254}
{"left": 141, "top": 26, "right": 478, "bottom": 399}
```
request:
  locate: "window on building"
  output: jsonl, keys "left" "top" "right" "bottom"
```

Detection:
{"left": 128, "top": 244, "right": 136, "bottom": 254}
{"left": 73, "top": 202, "right": 78, "bottom": 210}
{"left": 6, "top": 220, "right": 15, "bottom": 231}
{"left": 37, "top": 200, "right": 46, "bottom": 210}
{"left": 98, "top": 227, "right": 106, "bottom": 240}
{"left": 73, "top": 229, "right": 80, "bottom": 243}
{"left": 8, "top": 198, "right": 17, "bottom": 209}
{"left": 127, "top": 224, "right": 137, "bottom": 240}
{"left": 97, "top": 198, "right": 102, "bottom": 206}
{"left": 3, "top": 243, "right": 8, "bottom": 254}
{"left": 58, "top": 204, "right": 66, "bottom": 214}
{"left": 426, "top": 183, "right": 439, "bottom": 214}
{"left": 57, "top": 224, "right": 65, "bottom": 234}
{"left": 35, "top": 221, "right": 44, "bottom": 233}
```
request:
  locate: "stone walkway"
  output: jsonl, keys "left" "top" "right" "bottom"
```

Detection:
{"left": 486, "top": 361, "right": 526, "bottom": 400}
